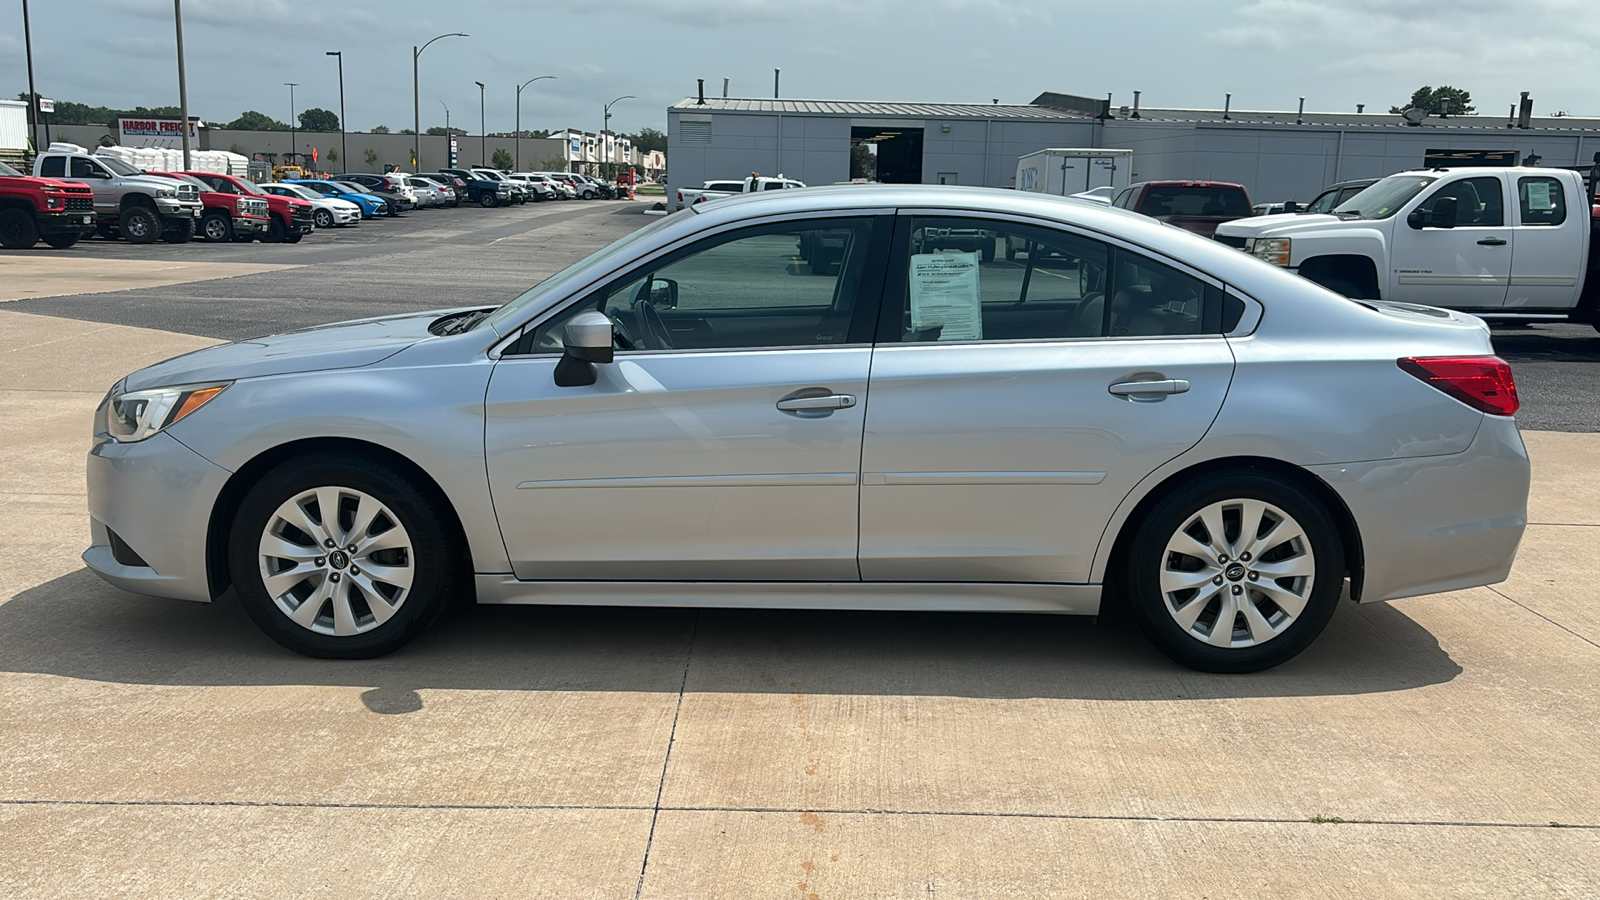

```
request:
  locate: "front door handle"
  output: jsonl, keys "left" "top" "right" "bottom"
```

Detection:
{"left": 1477, "top": 237, "right": 1508, "bottom": 246}
{"left": 1108, "top": 378, "right": 1190, "bottom": 400}
{"left": 777, "top": 393, "right": 857, "bottom": 412}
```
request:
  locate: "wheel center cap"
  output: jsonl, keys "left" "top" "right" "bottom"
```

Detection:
{"left": 327, "top": 550, "right": 350, "bottom": 570}
{"left": 1224, "top": 562, "right": 1247, "bottom": 582}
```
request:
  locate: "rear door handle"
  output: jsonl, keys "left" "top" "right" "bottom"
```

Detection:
{"left": 1108, "top": 378, "right": 1190, "bottom": 399}
{"left": 1477, "top": 237, "right": 1508, "bottom": 246}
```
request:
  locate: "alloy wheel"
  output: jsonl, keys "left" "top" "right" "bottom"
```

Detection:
{"left": 257, "top": 486, "right": 414, "bottom": 636}
{"left": 1158, "top": 498, "right": 1315, "bottom": 648}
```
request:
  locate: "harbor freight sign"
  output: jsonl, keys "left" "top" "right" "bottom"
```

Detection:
{"left": 115, "top": 117, "right": 201, "bottom": 149}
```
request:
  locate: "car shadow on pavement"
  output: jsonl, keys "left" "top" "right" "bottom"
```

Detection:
{"left": 0, "top": 567, "right": 1460, "bottom": 701}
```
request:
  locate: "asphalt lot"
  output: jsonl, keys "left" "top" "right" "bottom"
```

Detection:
{"left": 3, "top": 200, "right": 1599, "bottom": 896}
{"left": 3, "top": 202, "right": 1596, "bottom": 431}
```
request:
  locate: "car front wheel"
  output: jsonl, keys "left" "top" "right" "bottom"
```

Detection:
{"left": 228, "top": 455, "right": 462, "bottom": 658}
{"left": 1123, "top": 471, "right": 1345, "bottom": 673}
{"left": 314, "top": 209, "right": 334, "bottom": 229}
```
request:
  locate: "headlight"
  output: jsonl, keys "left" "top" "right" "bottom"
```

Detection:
{"left": 104, "top": 382, "right": 230, "bottom": 442}
{"left": 1248, "top": 237, "right": 1291, "bottom": 267}
{"left": 156, "top": 187, "right": 176, "bottom": 199}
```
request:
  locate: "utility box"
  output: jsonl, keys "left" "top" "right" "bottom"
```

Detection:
{"left": 1015, "top": 148, "right": 1132, "bottom": 196}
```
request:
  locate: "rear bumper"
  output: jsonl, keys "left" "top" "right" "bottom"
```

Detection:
{"left": 1311, "top": 415, "right": 1529, "bottom": 603}
{"left": 83, "top": 431, "right": 232, "bottom": 603}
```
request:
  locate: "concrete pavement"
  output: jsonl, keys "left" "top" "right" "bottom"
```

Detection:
{"left": 2, "top": 238, "right": 1598, "bottom": 897}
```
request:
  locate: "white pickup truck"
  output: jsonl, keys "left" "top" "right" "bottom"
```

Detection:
{"left": 1215, "top": 166, "right": 1600, "bottom": 330}
{"left": 676, "top": 175, "right": 806, "bottom": 208}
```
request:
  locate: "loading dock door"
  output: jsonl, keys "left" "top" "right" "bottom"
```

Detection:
{"left": 852, "top": 126, "right": 924, "bottom": 184}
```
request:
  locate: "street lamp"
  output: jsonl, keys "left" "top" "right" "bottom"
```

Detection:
{"left": 22, "top": 0, "right": 38, "bottom": 153}
{"left": 439, "top": 100, "right": 451, "bottom": 165}
{"left": 603, "top": 94, "right": 635, "bottom": 179}
{"left": 516, "top": 75, "right": 557, "bottom": 170}
{"left": 325, "top": 51, "right": 345, "bottom": 174}
{"left": 413, "top": 32, "right": 468, "bottom": 172}
{"left": 285, "top": 82, "right": 298, "bottom": 161}
{"left": 475, "top": 81, "right": 486, "bottom": 166}
{"left": 175, "top": 0, "right": 192, "bottom": 169}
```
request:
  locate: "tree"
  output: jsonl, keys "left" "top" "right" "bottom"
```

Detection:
{"left": 1391, "top": 85, "right": 1474, "bottom": 116}
{"left": 537, "top": 156, "right": 568, "bottom": 171}
{"left": 370, "top": 125, "right": 390, "bottom": 134}
{"left": 229, "top": 143, "right": 247, "bottom": 155}
{"left": 425, "top": 126, "right": 466, "bottom": 136}
{"left": 364, "top": 148, "right": 379, "bottom": 165}
{"left": 298, "top": 107, "right": 339, "bottom": 132}
{"left": 225, "top": 110, "right": 289, "bottom": 131}
{"left": 15, "top": 94, "right": 189, "bottom": 126}
{"left": 492, "top": 147, "right": 515, "bottom": 170}
{"left": 327, "top": 147, "right": 339, "bottom": 163}
{"left": 521, "top": 128, "right": 553, "bottom": 139}
{"left": 625, "top": 127, "right": 666, "bottom": 153}
{"left": 399, "top": 128, "right": 416, "bottom": 135}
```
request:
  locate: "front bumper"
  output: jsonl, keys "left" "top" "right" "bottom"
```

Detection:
{"left": 84, "top": 431, "right": 233, "bottom": 603}
{"left": 234, "top": 215, "right": 270, "bottom": 234}
{"left": 155, "top": 198, "right": 204, "bottom": 219}
{"left": 37, "top": 210, "right": 97, "bottom": 236}
{"left": 329, "top": 206, "right": 360, "bottom": 225}
{"left": 290, "top": 209, "right": 315, "bottom": 234}
{"left": 1311, "top": 415, "right": 1529, "bottom": 603}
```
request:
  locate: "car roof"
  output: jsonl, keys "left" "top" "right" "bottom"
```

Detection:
{"left": 1131, "top": 180, "right": 1248, "bottom": 189}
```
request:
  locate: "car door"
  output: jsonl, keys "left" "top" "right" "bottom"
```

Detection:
{"left": 857, "top": 214, "right": 1237, "bottom": 584}
{"left": 1388, "top": 175, "right": 1512, "bottom": 309}
{"left": 486, "top": 214, "right": 891, "bottom": 582}
{"left": 1506, "top": 173, "right": 1584, "bottom": 310}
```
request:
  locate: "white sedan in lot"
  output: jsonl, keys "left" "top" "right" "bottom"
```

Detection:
{"left": 82, "top": 186, "right": 1528, "bottom": 672}
{"left": 259, "top": 183, "right": 362, "bottom": 229}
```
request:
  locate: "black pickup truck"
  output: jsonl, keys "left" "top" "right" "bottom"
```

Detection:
{"left": 438, "top": 168, "right": 514, "bottom": 208}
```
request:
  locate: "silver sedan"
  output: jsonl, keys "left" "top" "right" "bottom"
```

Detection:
{"left": 84, "top": 186, "right": 1529, "bottom": 671}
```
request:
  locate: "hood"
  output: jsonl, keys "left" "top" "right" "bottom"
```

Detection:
{"left": 122, "top": 174, "right": 193, "bottom": 191}
{"left": 123, "top": 309, "right": 466, "bottom": 391}
{"left": 3, "top": 174, "right": 92, "bottom": 192}
{"left": 1214, "top": 213, "right": 1344, "bottom": 238}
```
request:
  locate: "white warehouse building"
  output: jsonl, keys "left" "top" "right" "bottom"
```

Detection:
{"left": 666, "top": 90, "right": 1600, "bottom": 209}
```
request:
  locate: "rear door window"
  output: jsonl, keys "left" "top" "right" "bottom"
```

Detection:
{"left": 40, "top": 156, "right": 65, "bottom": 178}
{"left": 1517, "top": 176, "right": 1567, "bottom": 226}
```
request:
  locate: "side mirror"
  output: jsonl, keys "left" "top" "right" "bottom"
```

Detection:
{"left": 553, "top": 310, "right": 615, "bottom": 387}
{"left": 1410, "top": 196, "right": 1458, "bottom": 229}
{"left": 1282, "top": 201, "right": 1299, "bottom": 213}
{"left": 648, "top": 277, "right": 679, "bottom": 310}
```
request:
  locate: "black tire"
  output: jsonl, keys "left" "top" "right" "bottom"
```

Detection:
{"left": 96, "top": 223, "right": 119, "bottom": 240}
{"left": 283, "top": 228, "right": 304, "bottom": 244}
{"left": 200, "top": 211, "right": 234, "bottom": 243}
{"left": 479, "top": 193, "right": 498, "bottom": 208}
{"left": 163, "top": 217, "right": 195, "bottom": 244}
{"left": 313, "top": 209, "right": 334, "bottom": 229}
{"left": 121, "top": 206, "right": 161, "bottom": 244}
{"left": 42, "top": 232, "right": 81, "bottom": 249}
{"left": 228, "top": 454, "right": 463, "bottom": 659}
{"left": 0, "top": 207, "right": 39, "bottom": 249}
{"left": 1122, "top": 471, "right": 1345, "bottom": 673}
{"left": 264, "top": 216, "right": 287, "bottom": 243}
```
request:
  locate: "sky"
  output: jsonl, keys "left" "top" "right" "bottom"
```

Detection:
{"left": 3, "top": 0, "right": 1599, "bottom": 136}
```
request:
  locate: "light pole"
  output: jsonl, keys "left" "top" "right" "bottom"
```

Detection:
{"left": 325, "top": 51, "right": 345, "bottom": 173}
{"left": 475, "top": 81, "right": 486, "bottom": 166}
{"left": 413, "top": 32, "right": 468, "bottom": 172}
{"left": 22, "top": 0, "right": 39, "bottom": 153}
{"left": 440, "top": 100, "right": 451, "bottom": 165}
{"left": 175, "top": 0, "right": 191, "bottom": 169}
{"left": 285, "top": 82, "right": 298, "bottom": 162}
{"left": 516, "top": 75, "right": 556, "bottom": 171}
{"left": 603, "top": 94, "right": 634, "bottom": 179}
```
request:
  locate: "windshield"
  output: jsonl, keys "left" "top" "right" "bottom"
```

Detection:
{"left": 478, "top": 212, "right": 685, "bottom": 334}
{"left": 0, "top": 161, "right": 22, "bottom": 177}
{"left": 281, "top": 184, "right": 320, "bottom": 200}
{"left": 168, "top": 174, "right": 212, "bottom": 191}
{"left": 1334, "top": 174, "right": 1437, "bottom": 219}
{"left": 334, "top": 182, "right": 366, "bottom": 194}
{"left": 97, "top": 156, "right": 145, "bottom": 177}
{"left": 231, "top": 178, "right": 267, "bottom": 196}
{"left": 473, "top": 170, "right": 503, "bottom": 181}
{"left": 1139, "top": 185, "right": 1251, "bottom": 218}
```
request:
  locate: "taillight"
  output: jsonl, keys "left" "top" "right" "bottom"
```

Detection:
{"left": 676, "top": 191, "right": 682, "bottom": 202}
{"left": 1398, "top": 356, "right": 1519, "bottom": 416}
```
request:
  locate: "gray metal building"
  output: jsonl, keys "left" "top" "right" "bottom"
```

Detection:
{"left": 667, "top": 90, "right": 1600, "bottom": 208}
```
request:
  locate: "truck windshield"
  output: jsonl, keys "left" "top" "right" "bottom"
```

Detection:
{"left": 1333, "top": 174, "right": 1437, "bottom": 219}
{"left": 97, "top": 156, "right": 145, "bottom": 177}
{"left": 0, "top": 161, "right": 22, "bottom": 177}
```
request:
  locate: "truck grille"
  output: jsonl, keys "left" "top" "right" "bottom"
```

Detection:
{"left": 239, "top": 198, "right": 269, "bottom": 217}
{"left": 175, "top": 183, "right": 200, "bottom": 202}
{"left": 291, "top": 207, "right": 315, "bottom": 225}
{"left": 65, "top": 196, "right": 94, "bottom": 213}
{"left": 1213, "top": 234, "right": 1248, "bottom": 249}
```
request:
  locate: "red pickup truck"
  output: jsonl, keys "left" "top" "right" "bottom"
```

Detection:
{"left": 179, "top": 171, "right": 314, "bottom": 243}
{"left": 150, "top": 173, "right": 271, "bottom": 243}
{"left": 1112, "top": 180, "right": 1254, "bottom": 238}
{"left": 0, "top": 159, "right": 97, "bottom": 249}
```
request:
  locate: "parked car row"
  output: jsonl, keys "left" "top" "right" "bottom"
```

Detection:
{"left": 0, "top": 142, "right": 634, "bottom": 250}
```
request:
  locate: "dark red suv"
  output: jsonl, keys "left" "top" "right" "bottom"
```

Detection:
{"left": 1113, "top": 181, "right": 1253, "bottom": 238}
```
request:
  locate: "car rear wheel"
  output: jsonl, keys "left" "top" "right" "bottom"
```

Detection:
{"left": 228, "top": 455, "right": 462, "bottom": 659}
{"left": 0, "top": 208, "right": 39, "bottom": 249}
{"left": 479, "top": 193, "right": 497, "bottom": 208}
{"left": 1123, "top": 471, "right": 1344, "bottom": 673}
{"left": 200, "top": 211, "right": 234, "bottom": 242}
{"left": 162, "top": 217, "right": 195, "bottom": 244}
{"left": 121, "top": 206, "right": 161, "bottom": 244}
{"left": 313, "top": 209, "right": 334, "bottom": 229}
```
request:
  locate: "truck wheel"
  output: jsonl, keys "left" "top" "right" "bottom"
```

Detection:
{"left": 264, "top": 217, "right": 287, "bottom": 243}
{"left": 96, "top": 223, "right": 119, "bottom": 240}
{"left": 162, "top": 217, "right": 195, "bottom": 244}
{"left": 42, "top": 233, "right": 81, "bottom": 250}
{"left": 283, "top": 229, "right": 304, "bottom": 244}
{"left": 0, "top": 208, "right": 39, "bottom": 249}
{"left": 479, "top": 193, "right": 497, "bottom": 208}
{"left": 200, "top": 211, "right": 234, "bottom": 243}
{"left": 121, "top": 207, "right": 161, "bottom": 244}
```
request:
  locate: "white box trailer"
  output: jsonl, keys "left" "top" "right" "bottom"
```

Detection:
{"left": 1, "top": 100, "right": 30, "bottom": 153}
{"left": 1015, "top": 148, "right": 1133, "bottom": 197}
